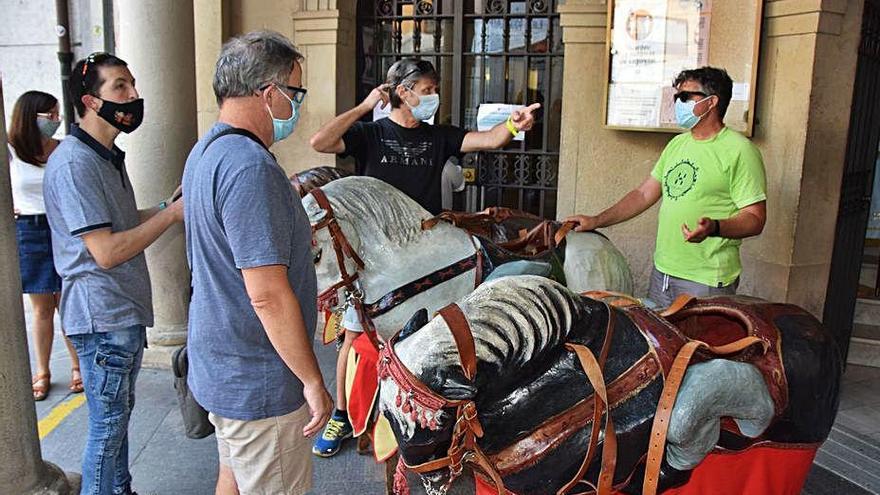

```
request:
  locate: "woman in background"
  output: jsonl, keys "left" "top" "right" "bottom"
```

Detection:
{"left": 9, "top": 90, "right": 82, "bottom": 400}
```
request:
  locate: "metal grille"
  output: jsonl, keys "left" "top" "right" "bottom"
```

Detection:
{"left": 823, "top": 0, "right": 880, "bottom": 361}
{"left": 357, "top": 0, "right": 563, "bottom": 218}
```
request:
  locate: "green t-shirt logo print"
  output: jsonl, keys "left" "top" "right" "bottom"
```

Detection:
{"left": 664, "top": 160, "right": 698, "bottom": 200}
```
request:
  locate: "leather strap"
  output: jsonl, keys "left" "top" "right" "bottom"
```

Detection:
{"left": 583, "top": 290, "right": 642, "bottom": 308}
{"left": 310, "top": 188, "right": 365, "bottom": 269}
{"left": 556, "top": 305, "right": 617, "bottom": 495}
{"left": 642, "top": 335, "right": 766, "bottom": 495}
{"left": 559, "top": 344, "right": 617, "bottom": 495}
{"left": 554, "top": 221, "right": 575, "bottom": 246}
{"left": 438, "top": 304, "right": 477, "bottom": 381}
{"left": 659, "top": 294, "right": 696, "bottom": 318}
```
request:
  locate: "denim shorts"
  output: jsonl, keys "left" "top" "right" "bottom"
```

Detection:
{"left": 15, "top": 215, "right": 62, "bottom": 294}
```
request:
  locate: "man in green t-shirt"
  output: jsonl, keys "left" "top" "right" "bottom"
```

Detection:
{"left": 565, "top": 67, "right": 767, "bottom": 307}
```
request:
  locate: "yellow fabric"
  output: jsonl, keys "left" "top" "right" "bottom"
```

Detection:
{"left": 322, "top": 311, "right": 341, "bottom": 345}
{"left": 372, "top": 413, "right": 399, "bottom": 462}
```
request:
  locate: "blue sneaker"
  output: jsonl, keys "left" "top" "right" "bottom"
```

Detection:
{"left": 312, "top": 412, "right": 353, "bottom": 457}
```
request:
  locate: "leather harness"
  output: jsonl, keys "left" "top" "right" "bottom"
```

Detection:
{"left": 310, "top": 188, "right": 365, "bottom": 313}
{"left": 380, "top": 296, "right": 768, "bottom": 495}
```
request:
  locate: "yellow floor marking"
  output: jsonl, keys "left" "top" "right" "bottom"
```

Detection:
{"left": 38, "top": 394, "right": 87, "bottom": 440}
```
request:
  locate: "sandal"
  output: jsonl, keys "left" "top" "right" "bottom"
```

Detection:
{"left": 32, "top": 372, "right": 50, "bottom": 401}
{"left": 69, "top": 367, "right": 84, "bottom": 394}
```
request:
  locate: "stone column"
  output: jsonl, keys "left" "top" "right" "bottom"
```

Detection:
{"left": 283, "top": 1, "right": 357, "bottom": 175}
{"left": 0, "top": 80, "right": 78, "bottom": 494}
{"left": 556, "top": 1, "right": 672, "bottom": 295}
{"left": 740, "top": 1, "right": 862, "bottom": 315}
{"left": 194, "top": 0, "right": 229, "bottom": 135}
{"left": 115, "top": 1, "right": 198, "bottom": 363}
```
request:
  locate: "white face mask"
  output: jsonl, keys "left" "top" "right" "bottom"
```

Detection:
{"left": 404, "top": 87, "right": 440, "bottom": 122}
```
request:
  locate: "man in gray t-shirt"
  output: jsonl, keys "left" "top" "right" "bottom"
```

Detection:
{"left": 43, "top": 53, "right": 183, "bottom": 495}
{"left": 183, "top": 31, "right": 331, "bottom": 495}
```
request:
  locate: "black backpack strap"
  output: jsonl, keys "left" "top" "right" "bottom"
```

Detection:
{"left": 201, "top": 127, "right": 268, "bottom": 156}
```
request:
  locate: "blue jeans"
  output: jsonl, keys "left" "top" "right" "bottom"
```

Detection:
{"left": 68, "top": 326, "right": 146, "bottom": 495}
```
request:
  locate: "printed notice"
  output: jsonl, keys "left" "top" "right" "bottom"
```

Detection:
{"left": 476, "top": 103, "right": 525, "bottom": 141}
{"left": 732, "top": 82, "right": 750, "bottom": 102}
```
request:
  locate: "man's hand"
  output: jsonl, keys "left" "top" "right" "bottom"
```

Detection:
{"left": 510, "top": 103, "right": 541, "bottom": 132}
{"left": 167, "top": 194, "right": 184, "bottom": 222}
{"left": 682, "top": 217, "right": 716, "bottom": 243}
{"left": 360, "top": 84, "right": 391, "bottom": 112}
{"left": 302, "top": 382, "right": 333, "bottom": 437}
{"left": 564, "top": 214, "right": 600, "bottom": 232}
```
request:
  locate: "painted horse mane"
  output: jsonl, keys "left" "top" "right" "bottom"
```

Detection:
{"left": 395, "top": 276, "right": 593, "bottom": 389}
{"left": 303, "top": 176, "right": 429, "bottom": 249}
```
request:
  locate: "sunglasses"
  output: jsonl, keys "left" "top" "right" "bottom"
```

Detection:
{"left": 673, "top": 90, "right": 709, "bottom": 103}
{"left": 81, "top": 52, "right": 112, "bottom": 88}
{"left": 397, "top": 60, "right": 436, "bottom": 87}
{"left": 261, "top": 84, "right": 308, "bottom": 104}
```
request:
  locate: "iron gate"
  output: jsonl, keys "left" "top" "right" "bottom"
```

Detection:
{"left": 823, "top": 0, "right": 880, "bottom": 361}
{"left": 356, "top": 0, "right": 564, "bottom": 218}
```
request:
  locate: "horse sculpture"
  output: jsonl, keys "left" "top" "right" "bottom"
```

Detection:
{"left": 302, "top": 176, "right": 633, "bottom": 341}
{"left": 378, "top": 276, "right": 841, "bottom": 495}
{"left": 290, "top": 165, "right": 351, "bottom": 197}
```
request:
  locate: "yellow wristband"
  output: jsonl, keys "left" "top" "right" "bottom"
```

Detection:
{"left": 505, "top": 116, "right": 519, "bottom": 137}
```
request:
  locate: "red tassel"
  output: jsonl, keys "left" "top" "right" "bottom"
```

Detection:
{"left": 402, "top": 399, "right": 412, "bottom": 414}
{"left": 393, "top": 457, "right": 411, "bottom": 495}
{"left": 396, "top": 391, "right": 403, "bottom": 408}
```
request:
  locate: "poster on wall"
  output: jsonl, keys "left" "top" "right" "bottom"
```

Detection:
{"left": 610, "top": 0, "right": 668, "bottom": 83}
{"left": 606, "top": 0, "right": 717, "bottom": 130}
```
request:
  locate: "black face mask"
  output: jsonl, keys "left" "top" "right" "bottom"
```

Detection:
{"left": 97, "top": 98, "right": 144, "bottom": 133}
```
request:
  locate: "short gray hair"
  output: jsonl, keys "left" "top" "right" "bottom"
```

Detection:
{"left": 213, "top": 30, "right": 304, "bottom": 105}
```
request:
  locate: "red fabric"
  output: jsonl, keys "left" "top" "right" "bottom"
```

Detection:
{"left": 348, "top": 333, "right": 381, "bottom": 435}
{"left": 474, "top": 444, "right": 817, "bottom": 495}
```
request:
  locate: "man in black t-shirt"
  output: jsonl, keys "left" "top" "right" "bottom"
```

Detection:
{"left": 311, "top": 58, "right": 540, "bottom": 214}
{"left": 308, "top": 58, "right": 540, "bottom": 458}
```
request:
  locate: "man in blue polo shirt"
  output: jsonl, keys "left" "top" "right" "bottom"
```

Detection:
{"left": 183, "top": 31, "right": 331, "bottom": 495}
{"left": 43, "top": 52, "right": 183, "bottom": 495}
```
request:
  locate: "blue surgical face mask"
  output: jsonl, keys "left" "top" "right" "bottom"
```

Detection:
{"left": 674, "top": 96, "right": 711, "bottom": 129}
{"left": 405, "top": 88, "right": 439, "bottom": 122}
{"left": 268, "top": 86, "right": 301, "bottom": 142}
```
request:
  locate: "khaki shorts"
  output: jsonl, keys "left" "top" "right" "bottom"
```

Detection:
{"left": 209, "top": 404, "right": 313, "bottom": 495}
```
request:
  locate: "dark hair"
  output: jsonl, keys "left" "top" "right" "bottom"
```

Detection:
{"left": 386, "top": 58, "right": 439, "bottom": 109}
{"left": 8, "top": 91, "right": 58, "bottom": 166}
{"left": 70, "top": 52, "right": 129, "bottom": 118}
{"left": 673, "top": 66, "right": 733, "bottom": 119}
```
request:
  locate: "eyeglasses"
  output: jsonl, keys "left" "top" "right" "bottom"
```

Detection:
{"left": 261, "top": 84, "right": 308, "bottom": 104}
{"left": 673, "top": 90, "right": 709, "bottom": 103}
{"left": 81, "top": 52, "right": 111, "bottom": 88}
{"left": 397, "top": 60, "right": 436, "bottom": 87}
